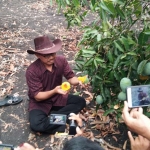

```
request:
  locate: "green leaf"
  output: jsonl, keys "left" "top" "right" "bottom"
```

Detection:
{"left": 65, "top": 0, "right": 70, "bottom": 5}
{"left": 73, "top": 92, "right": 81, "bottom": 95}
{"left": 104, "top": 87, "right": 111, "bottom": 98}
{"left": 146, "top": 45, "right": 150, "bottom": 51}
{"left": 94, "top": 59, "right": 98, "bottom": 69}
{"left": 127, "top": 52, "right": 137, "bottom": 56}
{"left": 107, "top": 50, "right": 114, "bottom": 63}
{"left": 121, "top": 54, "right": 127, "bottom": 59}
{"left": 101, "top": 0, "right": 116, "bottom": 15}
{"left": 95, "top": 75, "right": 103, "bottom": 80}
{"left": 91, "top": 0, "right": 96, "bottom": 7}
{"left": 113, "top": 71, "right": 120, "bottom": 80}
{"left": 82, "top": 49, "right": 96, "bottom": 55}
{"left": 84, "top": 58, "right": 94, "bottom": 66}
{"left": 102, "top": 21, "right": 109, "bottom": 31}
{"left": 137, "top": 60, "right": 148, "bottom": 75}
{"left": 113, "top": 54, "right": 123, "bottom": 69}
{"left": 100, "top": 9, "right": 107, "bottom": 22}
{"left": 115, "top": 5, "right": 125, "bottom": 19}
{"left": 138, "top": 31, "right": 149, "bottom": 46}
{"left": 119, "top": 36, "right": 129, "bottom": 50}
{"left": 95, "top": 57, "right": 105, "bottom": 62}
{"left": 72, "top": 0, "right": 80, "bottom": 6}
{"left": 143, "top": 30, "right": 150, "bottom": 35}
{"left": 127, "top": 37, "right": 136, "bottom": 45}
{"left": 114, "top": 41, "right": 124, "bottom": 52}
{"left": 103, "top": 108, "right": 114, "bottom": 116}
{"left": 100, "top": 84, "right": 106, "bottom": 101}
{"left": 97, "top": 34, "right": 102, "bottom": 41}
{"left": 87, "top": 29, "right": 99, "bottom": 35}
{"left": 75, "top": 17, "right": 81, "bottom": 24}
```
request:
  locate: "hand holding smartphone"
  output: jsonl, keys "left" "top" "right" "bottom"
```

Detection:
{"left": 127, "top": 85, "right": 150, "bottom": 108}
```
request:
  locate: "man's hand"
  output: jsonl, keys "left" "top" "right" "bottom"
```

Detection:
{"left": 68, "top": 113, "right": 83, "bottom": 137}
{"left": 68, "top": 113, "right": 83, "bottom": 127}
{"left": 122, "top": 101, "right": 150, "bottom": 140}
{"left": 54, "top": 86, "right": 68, "bottom": 95}
{"left": 128, "top": 131, "right": 150, "bottom": 150}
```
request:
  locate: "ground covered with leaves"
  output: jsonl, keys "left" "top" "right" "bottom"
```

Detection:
{"left": 0, "top": 0, "right": 131, "bottom": 149}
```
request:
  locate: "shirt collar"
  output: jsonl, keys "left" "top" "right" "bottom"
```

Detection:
{"left": 37, "top": 58, "right": 58, "bottom": 74}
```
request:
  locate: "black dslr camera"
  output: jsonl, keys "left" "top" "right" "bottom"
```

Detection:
{"left": 0, "top": 144, "right": 14, "bottom": 150}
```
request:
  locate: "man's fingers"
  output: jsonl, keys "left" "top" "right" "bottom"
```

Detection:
{"left": 122, "top": 101, "right": 130, "bottom": 120}
{"left": 128, "top": 131, "right": 134, "bottom": 144}
{"left": 138, "top": 135, "right": 144, "bottom": 141}
{"left": 130, "top": 108, "right": 138, "bottom": 117}
{"left": 138, "top": 107, "right": 143, "bottom": 114}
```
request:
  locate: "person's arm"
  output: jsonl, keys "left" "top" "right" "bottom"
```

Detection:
{"left": 128, "top": 131, "right": 150, "bottom": 150}
{"left": 15, "top": 143, "right": 37, "bottom": 150}
{"left": 68, "top": 76, "right": 79, "bottom": 86}
{"left": 122, "top": 101, "right": 150, "bottom": 140}
{"left": 34, "top": 86, "right": 67, "bottom": 101}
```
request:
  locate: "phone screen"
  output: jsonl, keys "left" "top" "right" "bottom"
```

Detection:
{"left": 0, "top": 145, "right": 13, "bottom": 150}
{"left": 49, "top": 114, "right": 67, "bottom": 125}
{"left": 127, "top": 85, "right": 150, "bottom": 108}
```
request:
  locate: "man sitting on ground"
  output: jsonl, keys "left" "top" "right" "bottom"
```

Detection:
{"left": 26, "top": 35, "right": 86, "bottom": 134}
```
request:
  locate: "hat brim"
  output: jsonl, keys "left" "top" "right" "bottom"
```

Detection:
{"left": 27, "top": 39, "right": 62, "bottom": 54}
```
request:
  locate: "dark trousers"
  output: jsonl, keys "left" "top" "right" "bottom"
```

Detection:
{"left": 29, "top": 94, "right": 86, "bottom": 134}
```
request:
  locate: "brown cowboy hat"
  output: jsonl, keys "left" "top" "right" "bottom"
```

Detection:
{"left": 138, "top": 88, "right": 143, "bottom": 92}
{"left": 27, "top": 35, "right": 62, "bottom": 54}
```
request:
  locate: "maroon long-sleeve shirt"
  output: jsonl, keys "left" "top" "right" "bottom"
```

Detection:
{"left": 26, "top": 55, "right": 75, "bottom": 115}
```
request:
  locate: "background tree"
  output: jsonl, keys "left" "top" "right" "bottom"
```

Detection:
{"left": 52, "top": 0, "right": 150, "bottom": 119}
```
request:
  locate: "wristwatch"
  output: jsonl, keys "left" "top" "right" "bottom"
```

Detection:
{"left": 78, "top": 121, "right": 86, "bottom": 129}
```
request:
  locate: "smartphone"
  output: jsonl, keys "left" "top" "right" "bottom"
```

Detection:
{"left": 0, "top": 144, "right": 14, "bottom": 150}
{"left": 49, "top": 114, "right": 67, "bottom": 125}
{"left": 127, "top": 85, "right": 150, "bottom": 108}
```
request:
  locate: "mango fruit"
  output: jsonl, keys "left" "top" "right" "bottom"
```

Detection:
{"left": 143, "top": 62, "right": 150, "bottom": 75}
{"left": 96, "top": 95, "right": 103, "bottom": 104}
{"left": 120, "top": 77, "right": 132, "bottom": 92}
{"left": 61, "top": 82, "right": 71, "bottom": 91}
{"left": 78, "top": 76, "right": 89, "bottom": 83}
{"left": 118, "top": 91, "right": 126, "bottom": 101}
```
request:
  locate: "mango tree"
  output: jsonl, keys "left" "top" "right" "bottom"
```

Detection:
{"left": 52, "top": 0, "right": 150, "bottom": 119}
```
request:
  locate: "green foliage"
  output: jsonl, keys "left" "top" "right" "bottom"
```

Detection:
{"left": 54, "top": 0, "right": 150, "bottom": 119}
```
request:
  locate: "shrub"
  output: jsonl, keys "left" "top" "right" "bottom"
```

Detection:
{"left": 53, "top": 0, "right": 150, "bottom": 119}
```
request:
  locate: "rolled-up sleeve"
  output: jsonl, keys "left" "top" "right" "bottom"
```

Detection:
{"left": 26, "top": 69, "right": 43, "bottom": 98}
{"left": 62, "top": 57, "right": 75, "bottom": 80}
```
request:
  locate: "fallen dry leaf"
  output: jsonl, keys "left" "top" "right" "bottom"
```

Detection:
{"left": 28, "top": 133, "right": 36, "bottom": 141}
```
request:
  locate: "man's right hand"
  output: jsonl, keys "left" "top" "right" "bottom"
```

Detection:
{"left": 122, "top": 101, "right": 150, "bottom": 140}
{"left": 128, "top": 131, "right": 150, "bottom": 150}
{"left": 54, "top": 86, "right": 68, "bottom": 95}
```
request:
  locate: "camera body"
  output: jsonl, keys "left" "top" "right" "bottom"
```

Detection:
{"left": 127, "top": 85, "right": 150, "bottom": 108}
{"left": 0, "top": 144, "right": 14, "bottom": 150}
